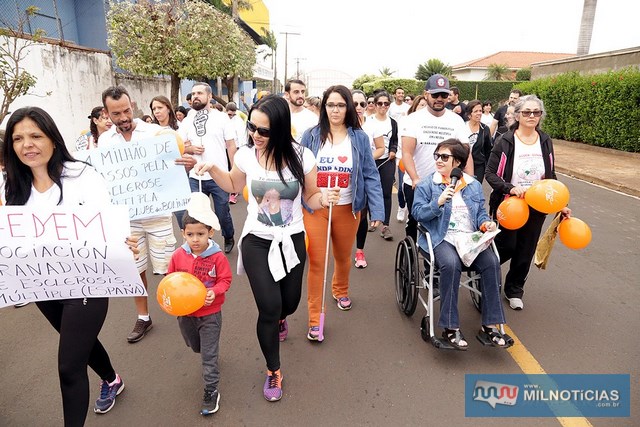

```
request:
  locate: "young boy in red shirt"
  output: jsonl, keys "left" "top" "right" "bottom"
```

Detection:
{"left": 168, "top": 193, "right": 232, "bottom": 415}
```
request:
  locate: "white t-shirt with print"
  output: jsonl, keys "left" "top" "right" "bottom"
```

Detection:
{"left": 362, "top": 115, "right": 393, "bottom": 159}
{"left": 388, "top": 102, "right": 409, "bottom": 122}
{"left": 401, "top": 109, "right": 469, "bottom": 186}
{"left": 510, "top": 136, "right": 544, "bottom": 188}
{"left": 178, "top": 108, "right": 236, "bottom": 180}
{"left": 444, "top": 191, "right": 475, "bottom": 245}
{"left": 316, "top": 136, "right": 353, "bottom": 205}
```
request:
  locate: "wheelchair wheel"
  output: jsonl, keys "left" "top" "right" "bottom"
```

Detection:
{"left": 469, "top": 274, "right": 482, "bottom": 313}
{"left": 394, "top": 237, "right": 419, "bottom": 316}
{"left": 420, "top": 316, "right": 430, "bottom": 342}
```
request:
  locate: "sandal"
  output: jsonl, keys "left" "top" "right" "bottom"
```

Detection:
{"left": 477, "top": 325, "right": 510, "bottom": 348}
{"left": 443, "top": 328, "right": 468, "bottom": 351}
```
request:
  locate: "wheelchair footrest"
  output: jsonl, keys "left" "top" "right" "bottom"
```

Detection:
{"left": 430, "top": 336, "right": 457, "bottom": 350}
{"left": 476, "top": 331, "right": 515, "bottom": 348}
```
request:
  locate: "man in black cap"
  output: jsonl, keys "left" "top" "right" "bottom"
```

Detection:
{"left": 400, "top": 74, "right": 474, "bottom": 241}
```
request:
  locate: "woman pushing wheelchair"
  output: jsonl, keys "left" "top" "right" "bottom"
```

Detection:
{"left": 412, "top": 139, "right": 509, "bottom": 350}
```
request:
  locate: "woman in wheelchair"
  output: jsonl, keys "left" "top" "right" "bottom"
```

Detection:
{"left": 412, "top": 139, "right": 508, "bottom": 350}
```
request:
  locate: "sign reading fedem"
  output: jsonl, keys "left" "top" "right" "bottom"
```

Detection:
{"left": 0, "top": 206, "right": 146, "bottom": 308}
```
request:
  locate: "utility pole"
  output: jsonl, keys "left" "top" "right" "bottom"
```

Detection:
{"left": 279, "top": 31, "right": 300, "bottom": 84}
{"left": 294, "top": 57, "right": 306, "bottom": 79}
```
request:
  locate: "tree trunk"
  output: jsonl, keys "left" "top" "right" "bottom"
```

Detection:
{"left": 577, "top": 0, "right": 598, "bottom": 56}
{"left": 170, "top": 72, "right": 180, "bottom": 108}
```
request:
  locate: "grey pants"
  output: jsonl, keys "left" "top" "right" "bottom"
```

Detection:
{"left": 177, "top": 311, "right": 222, "bottom": 391}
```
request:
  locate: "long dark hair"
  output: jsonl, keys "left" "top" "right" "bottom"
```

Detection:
{"left": 88, "top": 106, "right": 104, "bottom": 141}
{"left": 3, "top": 107, "right": 77, "bottom": 205}
{"left": 318, "top": 85, "right": 361, "bottom": 144}
{"left": 248, "top": 95, "right": 305, "bottom": 188}
{"left": 150, "top": 95, "right": 179, "bottom": 130}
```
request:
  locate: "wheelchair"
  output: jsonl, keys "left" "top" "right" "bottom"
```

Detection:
{"left": 394, "top": 224, "right": 513, "bottom": 350}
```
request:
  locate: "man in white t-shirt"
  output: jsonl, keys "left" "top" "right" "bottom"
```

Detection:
{"left": 179, "top": 82, "right": 237, "bottom": 254}
{"left": 401, "top": 74, "right": 473, "bottom": 241}
{"left": 225, "top": 101, "right": 247, "bottom": 204}
{"left": 100, "top": 85, "right": 194, "bottom": 343}
{"left": 284, "top": 79, "right": 318, "bottom": 142}
{"left": 388, "top": 86, "right": 410, "bottom": 122}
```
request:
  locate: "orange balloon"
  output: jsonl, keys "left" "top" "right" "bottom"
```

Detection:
{"left": 497, "top": 197, "right": 529, "bottom": 230}
{"left": 558, "top": 217, "right": 592, "bottom": 250}
{"left": 156, "top": 129, "right": 185, "bottom": 155}
{"left": 524, "top": 179, "right": 570, "bottom": 214}
{"left": 398, "top": 159, "right": 406, "bottom": 173}
{"left": 242, "top": 186, "right": 249, "bottom": 202}
{"left": 157, "top": 272, "right": 206, "bottom": 316}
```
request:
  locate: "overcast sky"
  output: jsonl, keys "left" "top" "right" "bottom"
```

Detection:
{"left": 262, "top": 0, "right": 640, "bottom": 80}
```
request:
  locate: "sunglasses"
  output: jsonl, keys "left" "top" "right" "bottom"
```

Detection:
{"left": 247, "top": 121, "right": 270, "bottom": 137}
{"left": 376, "top": 101, "right": 391, "bottom": 107}
{"left": 430, "top": 92, "right": 449, "bottom": 99}
{"left": 354, "top": 101, "right": 367, "bottom": 108}
{"left": 433, "top": 153, "right": 452, "bottom": 162}
{"left": 367, "top": 100, "right": 375, "bottom": 104}
{"left": 521, "top": 110, "right": 543, "bottom": 117}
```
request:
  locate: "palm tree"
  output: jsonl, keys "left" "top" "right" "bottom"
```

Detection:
{"left": 379, "top": 67, "right": 395, "bottom": 77}
{"left": 415, "top": 58, "right": 452, "bottom": 80}
{"left": 577, "top": 0, "right": 598, "bottom": 55}
{"left": 485, "top": 63, "right": 511, "bottom": 81}
{"left": 260, "top": 28, "right": 278, "bottom": 92}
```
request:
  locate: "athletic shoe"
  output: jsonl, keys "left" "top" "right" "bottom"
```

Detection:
{"left": 307, "top": 326, "right": 320, "bottom": 341}
{"left": 229, "top": 193, "right": 238, "bottom": 204}
{"left": 506, "top": 296, "right": 524, "bottom": 310}
{"left": 396, "top": 207, "right": 406, "bottom": 222}
{"left": 354, "top": 252, "right": 368, "bottom": 268}
{"left": 200, "top": 389, "right": 220, "bottom": 415}
{"left": 127, "top": 318, "right": 153, "bottom": 343}
{"left": 263, "top": 370, "right": 283, "bottom": 402}
{"left": 367, "top": 223, "right": 377, "bottom": 232}
{"left": 380, "top": 226, "right": 393, "bottom": 241}
{"left": 278, "top": 319, "right": 288, "bottom": 342}
{"left": 94, "top": 374, "right": 124, "bottom": 414}
{"left": 333, "top": 295, "right": 352, "bottom": 311}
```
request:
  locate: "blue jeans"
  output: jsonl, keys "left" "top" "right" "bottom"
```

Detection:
{"left": 433, "top": 240, "right": 505, "bottom": 329}
{"left": 189, "top": 178, "right": 234, "bottom": 239}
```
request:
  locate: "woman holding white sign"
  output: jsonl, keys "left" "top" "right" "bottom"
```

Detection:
{"left": 1, "top": 107, "right": 131, "bottom": 426}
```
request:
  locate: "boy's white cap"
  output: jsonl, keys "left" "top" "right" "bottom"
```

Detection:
{"left": 185, "top": 192, "right": 220, "bottom": 230}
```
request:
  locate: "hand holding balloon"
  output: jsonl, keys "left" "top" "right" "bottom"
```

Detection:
{"left": 203, "top": 289, "right": 215, "bottom": 307}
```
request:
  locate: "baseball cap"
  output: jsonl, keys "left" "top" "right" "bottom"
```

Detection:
{"left": 425, "top": 74, "right": 451, "bottom": 95}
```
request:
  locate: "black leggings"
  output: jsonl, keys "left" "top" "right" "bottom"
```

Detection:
{"left": 376, "top": 158, "right": 396, "bottom": 225}
{"left": 356, "top": 205, "right": 369, "bottom": 250}
{"left": 242, "top": 232, "right": 306, "bottom": 372}
{"left": 36, "top": 298, "right": 116, "bottom": 427}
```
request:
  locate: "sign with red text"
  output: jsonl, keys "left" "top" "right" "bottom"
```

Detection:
{"left": 75, "top": 135, "right": 191, "bottom": 220}
{"left": 0, "top": 206, "right": 145, "bottom": 308}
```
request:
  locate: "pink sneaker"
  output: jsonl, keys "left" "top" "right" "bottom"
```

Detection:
{"left": 278, "top": 319, "right": 288, "bottom": 342}
{"left": 229, "top": 193, "right": 238, "bottom": 204}
{"left": 333, "top": 295, "right": 352, "bottom": 311}
{"left": 354, "top": 252, "right": 367, "bottom": 268}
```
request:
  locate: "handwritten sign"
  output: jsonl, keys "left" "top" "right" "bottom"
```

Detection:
{"left": 75, "top": 135, "right": 191, "bottom": 220}
{"left": 0, "top": 206, "right": 146, "bottom": 308}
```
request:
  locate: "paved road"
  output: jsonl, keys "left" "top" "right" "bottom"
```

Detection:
{"left": 1, "top": 174, "right": 638, "bottom": 426}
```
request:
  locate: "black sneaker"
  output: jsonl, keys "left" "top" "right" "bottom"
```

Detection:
{"left": 127, "top": 318, "right": 153, "bottom": 343}
{"left": 94, "top": 374, "right": 124, "bottom": 414}
{"left": 200, "top": 389, "right": 220, "bottom": 415}
{"left": 224, "top": 237, "right": 235, "bottom": 254}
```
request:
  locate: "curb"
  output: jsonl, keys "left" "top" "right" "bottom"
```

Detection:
{"left": 556, "top": 166, "right": 640, "bottom": 198}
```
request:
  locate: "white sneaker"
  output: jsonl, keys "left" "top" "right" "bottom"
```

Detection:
{"left": 396, "top": 207, "right": 406, "bottom": 222}
{"left": 506, "top": 296, "right": 524, "bottom": 310}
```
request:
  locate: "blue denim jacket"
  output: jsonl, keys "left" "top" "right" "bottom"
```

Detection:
{"left": 301, "top": 125, "right": 384, "bottom": 220}
{"left": 412, "top": 172, "right": 491, "bottom": 250}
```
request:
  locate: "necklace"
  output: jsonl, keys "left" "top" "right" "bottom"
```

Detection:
{"left": 515, "top": 130, "right": 538, "bottom": 145}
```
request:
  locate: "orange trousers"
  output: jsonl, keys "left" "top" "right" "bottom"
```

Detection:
{"left": 303, "top": 204, "right": 360, "bottom": 327}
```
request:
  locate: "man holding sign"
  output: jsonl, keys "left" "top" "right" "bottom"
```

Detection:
{"left": 99, "top": 86, "right": 190, "bottom": 343}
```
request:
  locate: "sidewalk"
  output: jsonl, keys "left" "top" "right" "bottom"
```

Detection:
{"left": 553, "top": 139, "right": 640, "bottom": 198}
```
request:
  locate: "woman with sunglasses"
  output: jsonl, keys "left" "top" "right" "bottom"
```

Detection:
{"left": 194, "top": 95, "right": 338, "bottom": 402}
{"left": 362, "top": 91, "right": 398, "bottom": 241}
{"left": 74, "top": 106, "right": 113, "bottom": 151}
{"left": 364, "top": 95, "right": 376, "bottom": 121}
{"left": 412, "top": 138, "right": 508, "bottom": 350}
{"left": 300, "top": 85, "right": 383, "bottom": 341}
{"left": 486, "top": 95, "right": 571, "bottom": 311}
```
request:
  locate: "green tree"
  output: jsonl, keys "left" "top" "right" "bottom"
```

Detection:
{"left": 0, "top": 6, "right": 44, "bottom": 125}
{"left": 259, "top": 28, "right": 278, "bottom": 92}
{"left": 379, "top": 67, "right": 395, "bottom": 78}
{"left": 516, "top": 67, "right": 531, "bottom": 81}
{"left": 415, "top": 58, "right": 452, "bottom": 80}
{"left": 352, "top": 74, "right": 379, "bottom": 91}
{"left": 107, "top": 0, "right": 256, "bottom": 106}
{"left": 485, "top": 63, "right": 511, "bottom": 81}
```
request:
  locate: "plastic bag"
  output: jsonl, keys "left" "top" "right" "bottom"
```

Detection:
{"left": 453, "top": 229, "right": 501, "bottom": 267}
{"left": 534, "top": 213, "right": 562, "bottom": 270}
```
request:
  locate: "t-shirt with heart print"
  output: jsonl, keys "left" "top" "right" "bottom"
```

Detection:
{"left": 316, "top": 135, "right": 353, "bottom": 205}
